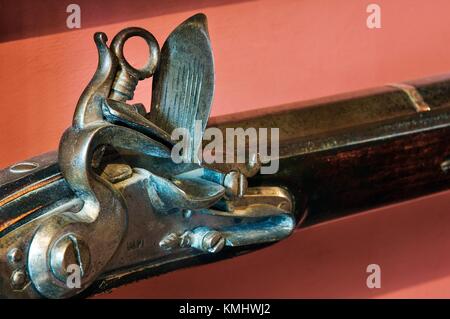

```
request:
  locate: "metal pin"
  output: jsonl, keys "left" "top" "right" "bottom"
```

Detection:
{"left": 10, "top": 270, "right": 26, "bottom": 289}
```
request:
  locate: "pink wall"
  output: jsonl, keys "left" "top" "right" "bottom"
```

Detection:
{"left": 100, "top": 190, "right": 450, "bottom": 298}
{"left": 1, "top": 0, "right": 450, "bottom": 298}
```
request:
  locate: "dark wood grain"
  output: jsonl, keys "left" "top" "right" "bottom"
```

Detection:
{"left": 0, "top": 0, "right": 246, "bottom": 43}
{"left": 211, "top": 75, "right": 450, "bottom": 225}
{"left": 266, "top": 126, "right": 450, "bottom": 226}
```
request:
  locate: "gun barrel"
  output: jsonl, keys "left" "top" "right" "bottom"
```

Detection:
{"left": 210, "top": 74, "right": 450, "bottom": 226}
{"left": 2, "top": 74, "right": 450, "bottom": 297}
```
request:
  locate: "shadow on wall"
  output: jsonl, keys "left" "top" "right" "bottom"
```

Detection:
{"left": 0, "top": 0, "right": 254, "bottom": 43}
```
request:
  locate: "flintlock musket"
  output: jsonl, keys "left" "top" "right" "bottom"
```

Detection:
{"left": 1, "top": 14, "right": 450, "bottom": 298}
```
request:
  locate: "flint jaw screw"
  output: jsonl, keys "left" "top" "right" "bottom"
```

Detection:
{"left": 50, "top": 234, "right": 91, "bottom": 282}
{"left": 159, "top": 227, "right": 226, "bottom": 254}
{"left": 190, "top": 228, "right": 226, "bottom": 253}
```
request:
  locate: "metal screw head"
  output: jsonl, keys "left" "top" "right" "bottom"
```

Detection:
{"left": 50, "top": 234, "right": 91, "bottom": 282}
{"left": 224, "top": 171, "right": 248, "bottom": 198}
{"left": 441, "top": 159, "right": 450, "bottom": 173}
{"left": 159, "top": 233, "right": 181, "bottom": 251}
{"left": 7, "top": 248, "right": 23, "bottom": 265}
{"left": 202, "top": 231, "right": 225, "bottom": 253}
{"left": 101, "top": 163, "right": 133, "bottom": 183}
{"left": 245, "top": 152, "right": 261, "bottom": 176}
{"left": 10, "top": 269, "right": 26, "bottom": 289}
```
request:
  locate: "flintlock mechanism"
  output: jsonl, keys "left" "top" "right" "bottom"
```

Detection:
{"left": 3, "top": 12, "right": 450, "bottom": 300}
{"left": 0, "top": 14, "right": 296, "bottom": 298}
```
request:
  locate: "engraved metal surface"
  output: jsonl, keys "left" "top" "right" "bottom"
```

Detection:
{"left": 0, "top": 14, "right": 296, "bottom": 299}
{"left": 149, "top": 14, "right": 214, "bottom": 163}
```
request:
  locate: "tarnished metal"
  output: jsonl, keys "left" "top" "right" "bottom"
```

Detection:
{"left": 4, "top": 12, "right": 450, "bottom": 299}
{"left": 158, "top": 186, "right": 294, "bottom": 253}
{"left": 0, "top": 14, "right": 296, "bottom": 299}
{"left": 149, "top": 14, "right": 214, "bottom": 163}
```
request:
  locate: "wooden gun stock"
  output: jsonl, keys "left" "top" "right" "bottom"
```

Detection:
{"left": 211, "top": 74, "right": 450, "bottom": 226}
{"left": 1, "top": 71, "right": 450, "bottom": 298}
